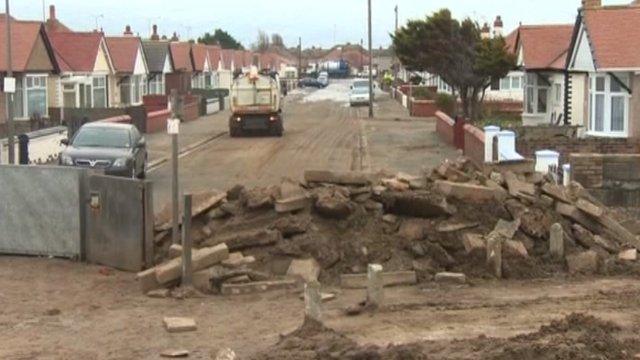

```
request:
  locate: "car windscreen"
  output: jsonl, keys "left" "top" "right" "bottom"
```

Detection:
{"left": 352, "top": 87, "right": 369, "bottom": 94}
{"left": 353, "top": 81, "right": 369, "bottom": 88}
{"left": 72, "top": 127, "right": 132, "bottom": 148}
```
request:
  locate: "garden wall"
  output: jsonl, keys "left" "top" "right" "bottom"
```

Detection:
{"left": 517, "top": 137, "right": 640, "bottom": 165}
{"left": 570, "top": 154, "right": 640, "bottom": 207}
{"left": 435, "top": 111, "right": 455, "bottom": 145}
{"left": 463, "top": 124, "right": 485, "bottom": 168}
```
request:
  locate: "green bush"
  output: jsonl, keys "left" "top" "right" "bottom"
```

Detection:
{"left": 436, "top": 93, "right": 456, "bottom": 116}
{"left": 411, "top": 87, "right": 436, "bottom": 100}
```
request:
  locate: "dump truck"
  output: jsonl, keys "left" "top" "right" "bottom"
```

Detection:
{"left": 229, "top": 67, "right": 283, "bottom": 137}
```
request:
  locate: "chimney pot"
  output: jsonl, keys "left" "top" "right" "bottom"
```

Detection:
{"left": 123, "top": 25, "right": 133, "bottom": 36}
{"left": 49, "top": 5, "right": 56, "bottom": 20}
{"left": 151, "top": 24, "right": 160, "bottom": 41}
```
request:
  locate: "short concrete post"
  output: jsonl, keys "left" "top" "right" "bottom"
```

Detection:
{"left": 304, "top": 281, "right": 322, "bottom": 322}
{"left": 550, "top": 223, "right": 564, "bottom": 260}
{"left": 366, "top": 264, "right": 384, "bottom": 308}
{"left": 181, "top": 194, "right": 193, "bottom": 286}
{"left": 484, "top": 126, "right": 501, "bottom": 163}
{"left": 562, "top": 164, "right": 571, "bottom": 187}
{"left": 486, "top": 233, "right": 503, "bottom": 279}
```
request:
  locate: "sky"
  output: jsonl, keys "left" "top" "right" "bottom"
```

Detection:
{"left": 9, "top": 0, "right": 632, "bottom": 49}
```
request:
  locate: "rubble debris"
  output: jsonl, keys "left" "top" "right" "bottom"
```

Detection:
{"left": 398, "top": 219, "right": 426, "bottom": 241}
{"left": 340, "top": 271, "right": 417, "bottom": 289}
{"left": 618, "top": 249, "right": 637, "bottom": 261}
{"left": 226, "top": 184, "right": 245, "bottom": 201}
{"left": 314, "top": 186, "right": 354, "bottom": 219}
{"left": 168, "top": 244, "right": 183, "bottom": 259}
{"left": 504, "top": 171, "right": 536, "bottom": 197}
{"left": 147, "top": 288, "right": 171, "bottom": 298}
{"left": 155, "top": 244, "right": 229, "bottom": 284}
{"left": 462, "top": 233, "right": 485, "bottom": 255}
{"left": 493, "top": 219, "right": 520, "bottom": 239}
{"left": 381, "top": 178, "right": 410, "bottom": 192}
{"left": 436, "top": 221, "right": 479, "bottom": 233}
{"left": 242, "top": 186, "right": 279, "bottom": 210}
{"left": 304, "top": 170, "right": 373, "bottom": 186}
{"left": 576, "top": 198, "right": 604, "bottom": 218}
{"left": 504, "top": 239, "right": 529, "bottom": 258}
{"left": 204, "top": 229, "right": 281, "bottom": 251}
{"left": 221, "top": 253, "right": 255, "bottom": 268}
{"left": 434, "top": 180, "right": 497, "bottom": 203}
{"left": 163, "top": 317, "right": 197, "bottom": 333}
{"left": 155, "top": 190, "right": 226, "bottom": 231}
{"left": 160, "top": 349, "right": 189, "bottom": 358}
{"left": 287, "top": 258, "right": 321, "bottom": 283}
{"left": 566, "top": 250, "right": 599, "bottom": 274}
{"left": 270, "top": 215, "right": 310, "bottom": 237}
{"left": 434, "top": 272, "right": 466, "bottom": 284}
{"left": 380, "top": 191, "right": 455, "bottom": 218}
{"left": 215, "top": 348, "right": 237, "bottom": 360}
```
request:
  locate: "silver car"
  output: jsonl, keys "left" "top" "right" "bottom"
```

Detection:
{"left": 350, "top": 80, "right": 375, "bottom": 106}
{"left": 59, "top": 123, "right": 147, "bottom": 179}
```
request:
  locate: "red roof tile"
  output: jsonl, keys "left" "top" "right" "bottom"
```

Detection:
{"left": 170, "top": 42, "right": 193, "bottom": 72}
{"left": 517, "top": 24, "right": 574, "bottom": 70}
{"left": 0, "top": 17, "right": 51, "bottom": 72}
{"left": 324, "top": 47, "right": 369, "bottom": 69}
{"left": 206, "top": 45, "right": 221, "bottom": 70}
{"left": 233, "top": 50, "right": 245, "bottom": 69}
{"left": 583, "top": 6, "right": 640, "bottom": 69}
{"left": 49, "top": 31, "right": 103, "bottom": 72}
{"left": 243, "top": 51, "right": 254, "bottom": 67}
{"left": 105, "top": 36, "right": 142, "bottom": 73}
{"left": 191, "top": 43, "right": 208, "bottom": 72}
{"left": 504, "top": 29, "right": 518, "bottom": 54}
{"left": 220, "top": 49, "right": 234, "bottom": 70}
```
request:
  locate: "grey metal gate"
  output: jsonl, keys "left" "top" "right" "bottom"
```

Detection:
{"left": 85, "top": 175, "right": 153, "bottom": 271}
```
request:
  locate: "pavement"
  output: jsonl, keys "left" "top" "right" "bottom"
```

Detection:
{"left": 147, "top": 80, "right": 458, "bottom": 210}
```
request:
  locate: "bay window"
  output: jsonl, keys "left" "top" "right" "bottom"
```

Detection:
{"left": 589, "top": 74, "right": 629, "bottom": 136}
{"left": 524, "top": 73, "right": 549, "bottom": 114}
{"left": 148, "top": 74, "right": 165, "bottom": 95}
{"left": 12, "top": 74, "right": 48, "bottom": 119}
{"left": 120, "top": 77, "right": 131, "bottom": 105}
{"left": 92, "top": 76, "right": 107, "bottom": 108}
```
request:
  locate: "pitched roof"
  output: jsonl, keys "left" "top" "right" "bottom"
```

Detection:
{"left": 220, "top": 49, "right": 234, "bottom": 70}
{"left": 142, "top": 41, "right": 172, "bottom": 73}
{"left": 0, "top": 16, "right": 55, "bottom": 72}
{"left": 517, "top": 24, "right": 574, "bottom": 70}
{"left": 169, "top": 42, "right": 193, "bottom": 72}
{"left": 191, "top": 43, "right": 208, "bottom": 72}
{"left": 105, "top": 36, "right": 142, "bottom": 73}
{"left": 49, "top": 31, "right": 103, "bottom": 72}
{"left": 233, "top": 50, "right": 245, "bottom": 69}
{"left": 582, "top": 5, "right": 640, "bottom": 69}
{"left": 206, "top": 45, "right": 222, "bottom": 70}
{"left": 504, "top": 29, "right": 518, "bottom": 54}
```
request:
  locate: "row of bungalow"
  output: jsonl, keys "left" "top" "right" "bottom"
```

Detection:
{"left": 0, "top": 5, "right": 298, "bottom": 124}
{"left": 411, "top": 0, "right": 640, "bottom": 140}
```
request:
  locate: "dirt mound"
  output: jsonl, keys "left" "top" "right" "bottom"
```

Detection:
{"left": 249, "top": 314, "right": 639, "bottom": 360}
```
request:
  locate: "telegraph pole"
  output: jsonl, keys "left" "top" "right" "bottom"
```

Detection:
{"left": 298, "top": 37, "right": 302, "bottom": 78}
{"left": 360, "top": 39, "right": 364, "bottom": 72}
{"left": 367, "top": 0, "right": 374, "bottom": 118}
{"left": 394, "top": 5, "right": 399, "bottom": 81}
{"left": 5, "top": 0, "right": 15, "bottom": 164}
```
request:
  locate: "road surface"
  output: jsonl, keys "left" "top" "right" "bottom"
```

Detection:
{"left": 148, "top": 80, "right": 457, "bottom": 210}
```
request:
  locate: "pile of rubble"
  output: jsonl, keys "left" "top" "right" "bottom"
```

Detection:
{"left": 137, "top": 158, "right": 640, "bottom": 296}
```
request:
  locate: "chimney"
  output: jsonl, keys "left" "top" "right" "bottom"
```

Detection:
{"left": 481, "top": 22, "right": 491, "bottom": 39}
{"left": 150, "top": 24, "right": 160, "bottom": 41}
{"left": 161, "top": 35, "right": 168, "bottom": 40}
{"left": 493, "top": 16, "right": 504, "bottom": 37}
{"left": 170, "top": 32, "right": 179, "bottom": 42}
{"left": 49, "top": 5, "right": 56, "bottom": 21}
{"left": 123, "top": 25, "right": 133, "bottom": 36}
{"left": 581, "top": 0, "right": 602, "bottom": 8}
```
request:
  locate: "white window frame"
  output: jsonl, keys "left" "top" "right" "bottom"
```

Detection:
{"left": 148, "top": 74, "right": 165, "bottom": 95}
{"left": 18, "top": 74, "right": 49, "bottom": 119}
{"left": 588, "top": 73, "right": 630, "bottom": 138}
{"left": 524, "top": 73, "right": 550, "bottom": 115}
{"left": 92, "top": 75, "right": 107, "bottom": 108}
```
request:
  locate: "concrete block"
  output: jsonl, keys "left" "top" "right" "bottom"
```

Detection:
{"left": 434, "top": 272, "right": 466, "bottom": 284}
{"left": 275, "top": 195, "right": 310, "bottom": 213}
{"left": 136, "top": 268, "right": 161, "bottom": 293}
{"left": 155, "top": 244, "right": 229, "bottom": 284}
{"left": 192, "top": 268, "right": 215, "bottom": 293}
{"left": 566, "top": 250, "right": 599, "bottom": 274}
{"left": 434, "top": 180, "right": 496, "bottom": 203}
{"left": 340, "top": 271, "right": 417, "bottom": 289}
{"left": 304, "top": 281, "right": 322, "bottom": 321}
{"left": 576, "top": 198, "right": 604, "bottom": 218}
{"left": 222, "top": 253, "right": 255, "bottom": 268}
{"left": 493, "top": 219, "right": 520, "bottom": 239}
{"left": 504, "top": 171, "right": 536, "bottom": 197}
{"left": 163, "top": 317, "right": 197, "bottom": 333}
{"left": 504, "top": 240, "right": 528, "bottom": 258}
{"left": 168, "top": 244, "right": 183, "bottom": 259}
{"left": 619, "top": 249, "right": 638, "bottom": 261}
{"left": 304, "top": 170, "right": 373, "bottom": 186}
{"left": 205, "top": 229, "right": 281, "bottom": 251}
{"left": 436, "top": 222, "right": 479, "bottom": 233}
{"left": 287, "top": 258, "right": 321, "bottom": 283}
{"left": 463, "top": 233, "right": 486, "bottom": 254}
{"left": 367, "top": 264, "right": 384, "bottom": 308}
{"left": 220, "top": 279, "right": 298, "bottom": 295}
{"left": 486, "top": 232, "right": 503, "bottom": 278}
{"left": 550, "top": 223, "right": 564, "bottom": 260}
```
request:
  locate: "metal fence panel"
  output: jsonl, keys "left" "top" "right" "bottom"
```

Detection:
{"left": 0, "top": 165, "right": 84, "bottom": 257}
{"left": 86, "top": 175, "right": 151, "bottom": 271}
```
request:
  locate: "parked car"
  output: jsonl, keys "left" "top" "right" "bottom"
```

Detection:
{"left": 349, "top": 80, "right": 376, "bottom": 106}
{"left": 317, "top": 74, "right": 329, "bottom": 87}
{"left": 298, "top": 77, "right": 323, "bottom": 88}
{"left": 59, "top": 122, "right": 147, "bottom": 178}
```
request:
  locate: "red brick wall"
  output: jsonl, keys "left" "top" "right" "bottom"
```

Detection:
{"left": 463, "top": 124, "right": 485, "bottom": 168}
{"left": 410, "top": 100, "right": 438, "bottom": 117}
{"left": 143, "top": 95, "right": 168, "bottom": 113}
{"left": 182, "top": 95, "right": 200, "bottom": 122}
{"left": 570, "top": 154, "right": 640, "bottom": 207}
{"left": 435, "top": 111, "right": 455, "bottom": 146}
{"left": 98, "top": 115, "right": 132, "bottom": 124}
{"left": 146, "top": 109, "right": 170, "bottom": 134}
{"left": 517, "top": 137, "right": 640, "bottom": 165}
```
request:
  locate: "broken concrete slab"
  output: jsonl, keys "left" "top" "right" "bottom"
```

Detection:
{"left": 576, "top": 198, "right": 604, "bottom": 218}
{"left": 594, "top": 235, "right": 619, "bottom": 254}
{"left": 155, "top": 244, "right": 229, "bottom": 284}
{"left": 204, "top": 229, "right": 282, "bottom": 251}
{"left": 155, "top": 191, "right": 226, "bottom": 231}
{"left": 398, "top": 219, "right": 426, "bottom": 241}
{"left": 304, "top": 170, "right": 373, "bottom": 186}
{"left": 541, "top": 183, "right": 571, "bottom": 204}
{"left": 618, "top": 249, "right": 638, "bottom": 261}
{"left": 314, "top": 187, "right": 355, "bottom": 220}
{"left": 147, "top": 288, "right": 171, "bottom": 299}
{"left": 340, "top": 271, "right": 417, "bottom": 289}
{"left": 275, "top": 195, "right": 310, "bottom": 213}
{"left": 160, "top": 349, "right": 190, "bottom": 358}
{"left": 504, "top": 239, "right": 529, "bottom": 258}
{"left": 380, "top": 191, "right": 456, "bottom": 218}
{"left": 221, "top": 253, "right": 256, "bottom": 268}
{"left": 163, "top": 317, "right": 197, "bottom": 333}
{"left": 287, "top": 258, "right": 321, "bottom": 283}
{"left": 434, "top": 272, "right": 467, "bottom": 284}
{"left": 382, "top": 178, "right": 410, "bottom": 192}
{"left": 220, "top": 279, "right": 298, "bottom": 295}
{"left": 566, "top": 250, "right": 599, "bottom": 274}
{"left": 136, "top": 267, "right": 162, "bottom": 293}
{"left": 463, "top": 233, "right": 486, "bottom": 255}
{"left": 436, "top": 222, "right": 479, "bottom": 233}
{"left": 493, "top": 219, "right": 520, "bottom": 239}
{"left": 504, "top": 171, "right": 536, "bottom": 197}
{"left": 168, "top": 244, "right": 183, "bottom": 259}
{"left": 434, "top": 180, "right": 497, "bottom": 203}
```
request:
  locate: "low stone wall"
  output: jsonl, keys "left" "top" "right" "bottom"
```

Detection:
{"left": 435, "top": 111, "right": 455, "bottom": 146}
{"left": 570, "top": 154, "right": 640, "bottom": 207}
{"left": 517, "top": 137, "right": 640, "bottom": 165}
{"left": 146, "top": 109, "right": 171, "bottom": 134}
{"left": 463, "top": 124, "right": 485, "bottom": 168}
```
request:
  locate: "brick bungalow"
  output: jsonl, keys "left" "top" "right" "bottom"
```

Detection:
{"left": 105, "top": 27, "right": 150, "bottom": 107}
{"left": 206, "top": 45, "right": 223, "bottom": 89}
{"left": 167, "top": 40, "right": 193, "bottom": 94}
{"left": 191, "top": 43, "right": 212, "bottom": 89}
{"left": 0, "top": 15, "right": 59, "bottom": 122}
{"left": 218, "top": 49, "right": 235, "bottom": 90}
{"left": 511, "top": 24, "right": 574, "bottom": 126}
{"left": 566, "top": 0, "right": 640, "bottom": 138}
{"left": 142, "top": 26, "right": 174, "bottom": 96}
{"left": 48, "top": 31, "right": 114, "bottom": 108}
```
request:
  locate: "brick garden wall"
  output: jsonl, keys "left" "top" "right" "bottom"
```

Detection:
{"left": 517, "top": 137, "right": 640, "bottom": 165}
{"left": 435, "top": 111, "right": 455, "bottom": 145}
{"left": 463, "top": 124, "right": 485, "bottom": 168}
{"left": 570, "top": 154, "right": 640, "bottom": 207}
{"left": 146, "top": 109, "right": 171, "bottom": 134}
